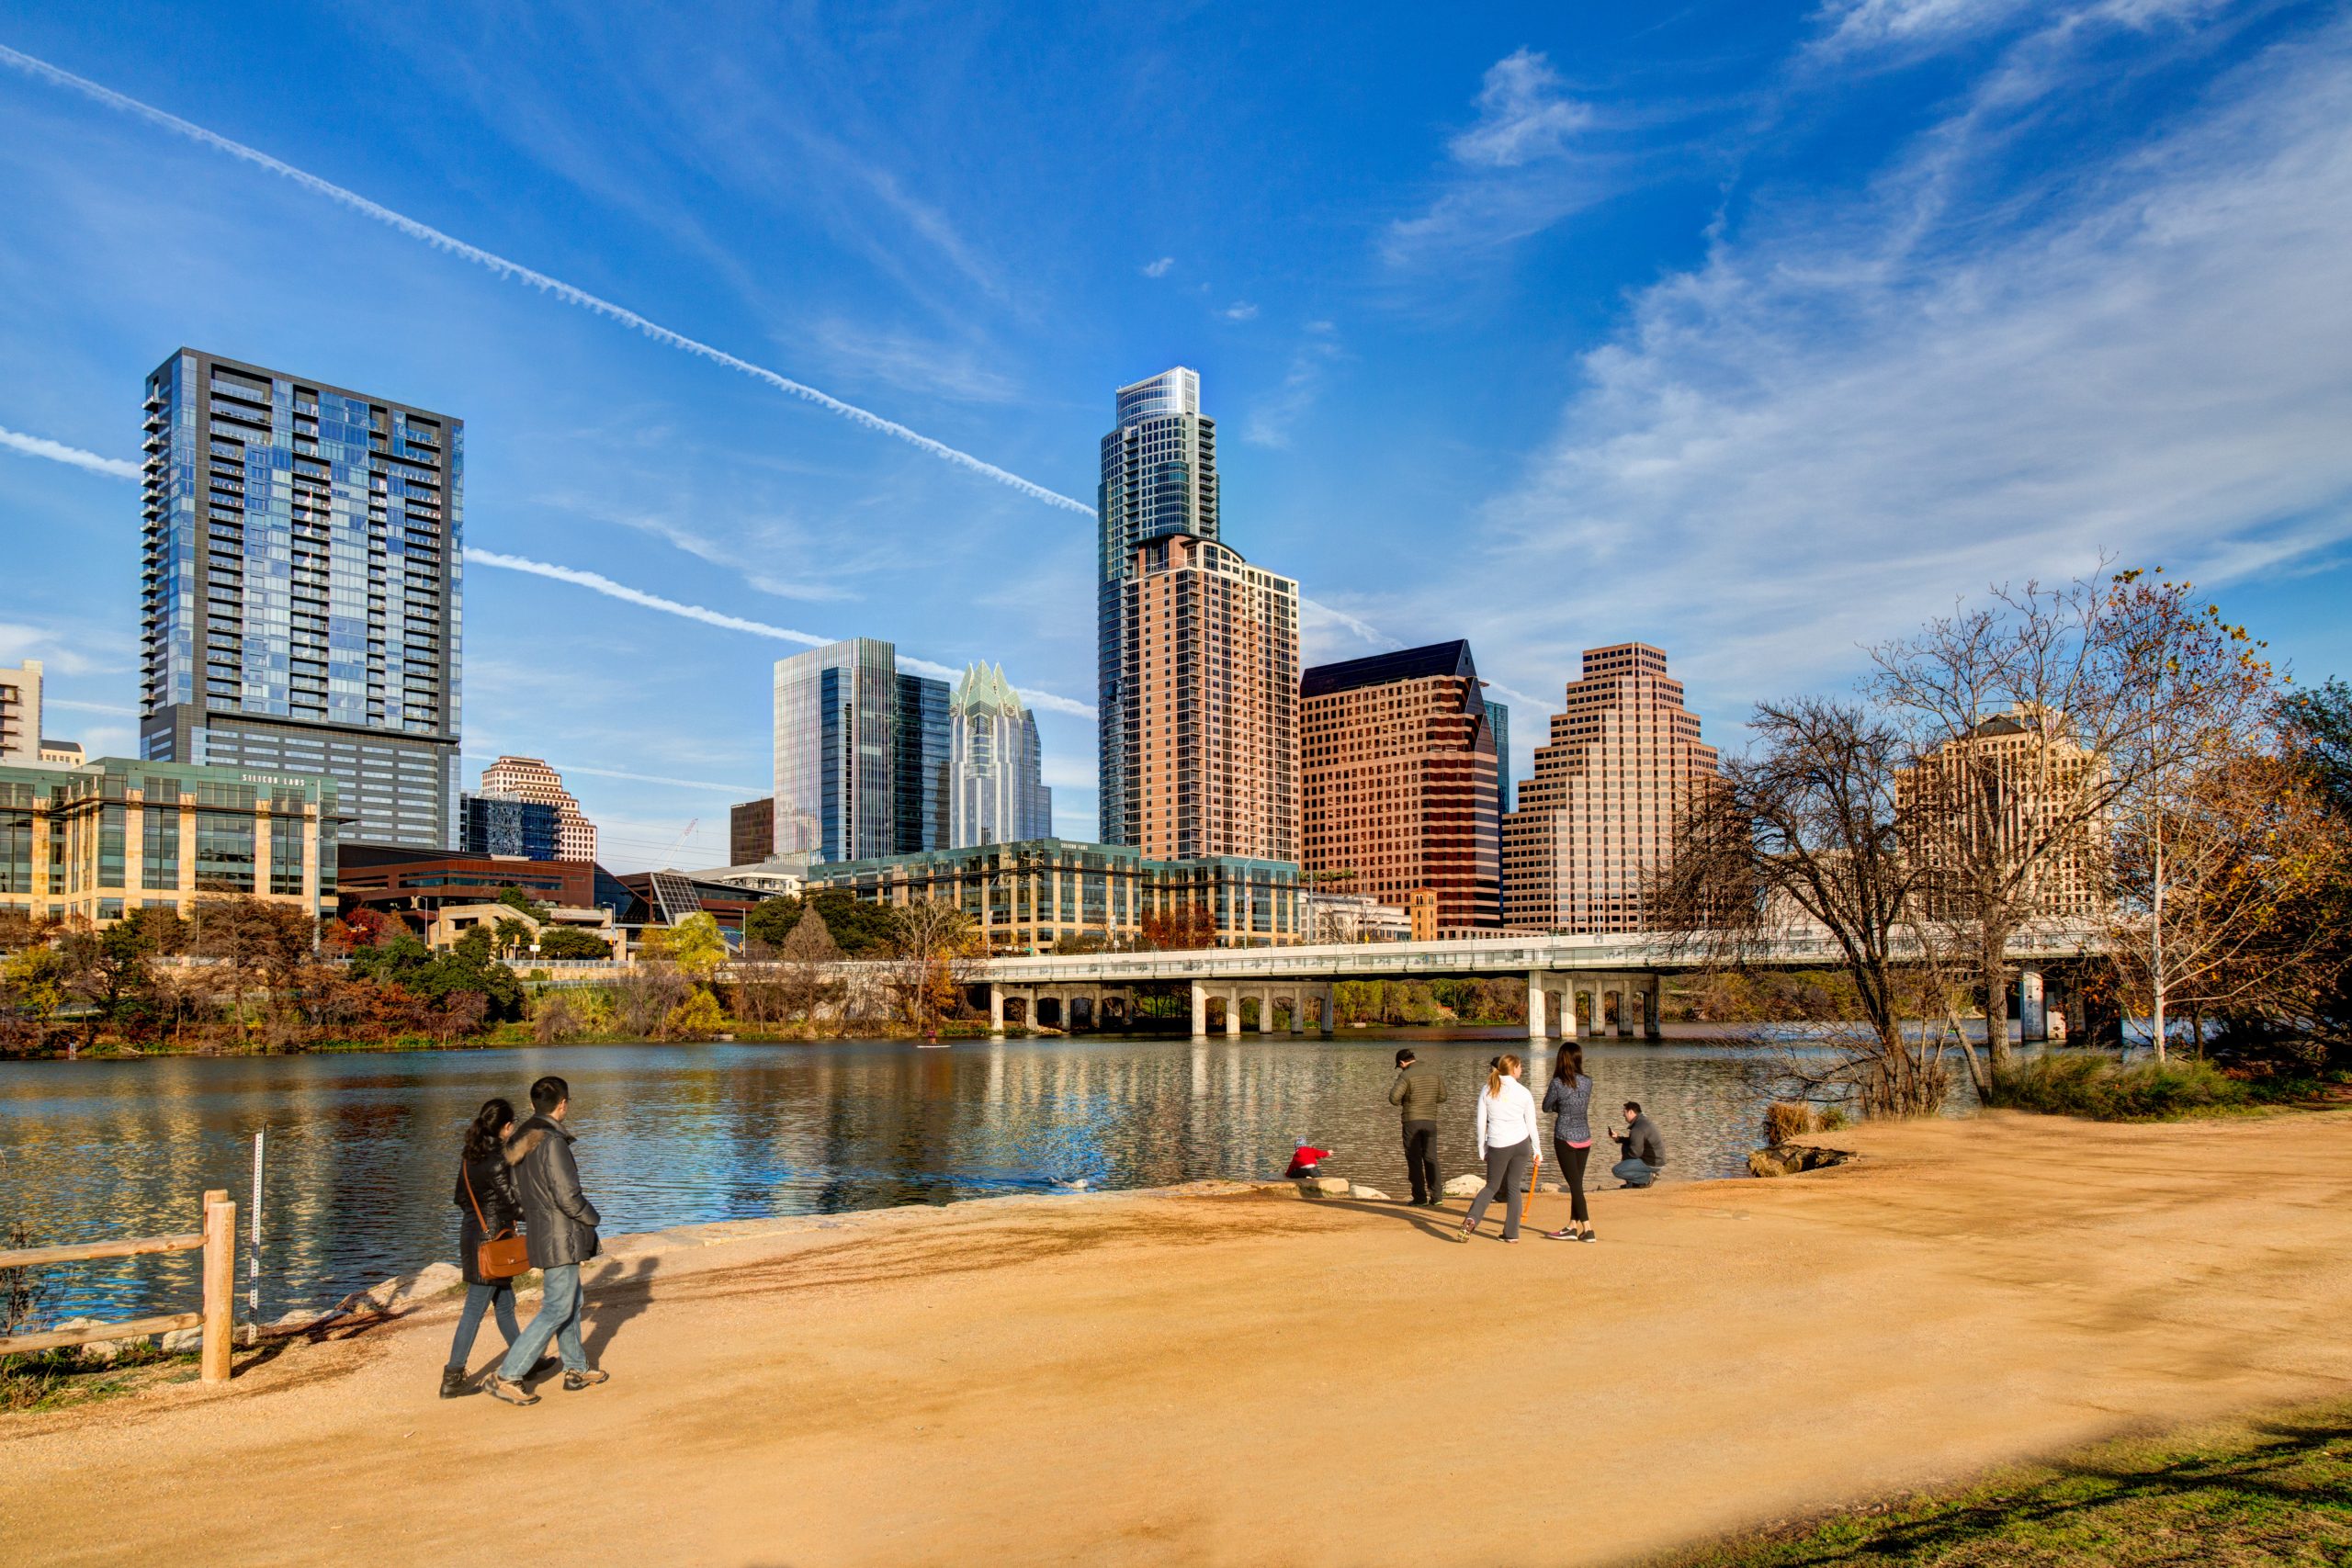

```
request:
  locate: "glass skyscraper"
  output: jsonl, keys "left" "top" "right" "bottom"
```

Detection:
{"left": 772, "top": 637, "right": 948, "bottom": 863}
{"left": 948, "top": 662, "right": 1052, "bottom": 848}
{"left": 1097, "top": 367, "right": 1217, "bottom": 845}
{"left": 137, "top": 349, "right": 462, "bottom": 849}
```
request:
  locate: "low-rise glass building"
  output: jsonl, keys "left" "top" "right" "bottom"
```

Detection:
{"left": 0, "top": 757, "right": 338, "bottom": 926}
{"left": 806, "top": 838, "right": 1304, "bottom": 951}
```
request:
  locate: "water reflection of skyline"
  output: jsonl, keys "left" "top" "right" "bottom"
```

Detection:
{"left": 0, "top": 1037, "right": 1847, "bottom": 1322}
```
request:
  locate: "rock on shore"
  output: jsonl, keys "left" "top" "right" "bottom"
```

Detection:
{"left": 1747, "top": 1144, "right": 1857, "bottom": 1178}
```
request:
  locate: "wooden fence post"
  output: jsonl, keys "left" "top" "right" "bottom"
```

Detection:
{"left": 200, "top": 1189, "right": 235, "bottom": 1385}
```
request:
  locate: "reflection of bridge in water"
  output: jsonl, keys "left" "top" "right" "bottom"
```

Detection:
{"left": 978, "top": 926, "right": 2109, "bottom": 1041}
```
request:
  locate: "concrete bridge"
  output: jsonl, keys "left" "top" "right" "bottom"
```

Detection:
{"left": 976, "top": 926, "right": 2108, "bottom": 1040}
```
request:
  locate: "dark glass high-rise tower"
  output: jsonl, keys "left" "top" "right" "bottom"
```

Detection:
{"left": 772, "top": 637, "right": 948, "bottom": 863}
{"left": 1097, "top": 367, "right": 1217, "bottom": 844}
{"left": 138, "top": 349, "right": 462, "bottom": 849}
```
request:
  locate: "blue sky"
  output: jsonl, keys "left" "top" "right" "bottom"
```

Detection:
{"left": 3, "top": 0, "right": 2348, "bottom": 872}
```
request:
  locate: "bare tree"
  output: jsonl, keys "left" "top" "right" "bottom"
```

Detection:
{"left": 1871, "top": 568, "right": 2285, "bottom": 1065}
{"left": 776, "top": 905, "right": 842, "bottom": 1039}
{"left": 1652, "top": 699, "right": 1953, "bottom": 1115}
{"left": 1871, "top": 572, "right": 2133, "bottom": 1066}
{"left": 887, "top": 899, "right": 978, "bottom": 1034}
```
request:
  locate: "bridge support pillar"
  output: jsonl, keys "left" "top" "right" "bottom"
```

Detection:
{"left": 1287, "top": 993, "right": 1303, "bottom": 1034}
{"left": 1225, "top": 988, "right": 1242, "bottom": 1038}
{"left": 2018, "top": 968, "right": 2047, "bottom": 1043}
{"left": 1191, "top": 981, "right": 1209, "bottom": 1039}
{"left": 1584, "top": 985, "right": 1606, "bottom": 1039}
{"left": 1645, "top": 976, "right": 1663, "bottom": 1042}
{"left": 1525, "top": 975, "right": 1548, "bottom": 1041}
{"left": 1258, "top": 988, "right": 1275, "bottom": 1034}
{"left": 989, "top": 985, "right": 1005, "bottom": 1035}
{"left": 1613, "top": 980, "right": 1634, "bottom": 1039}
{"left": 1319, "top": 983, "right": 1336, "bottom": 1038}
{"left": 1549, "top": 991, "right": 1568, "bottom": 1041}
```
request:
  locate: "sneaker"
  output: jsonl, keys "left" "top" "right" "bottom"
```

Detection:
{"left": 481, "top": 1372, "right": 539, "bottom": 1407}
{"left": 438, "top": 1367, "right": 468, "bottom": 1399}
{"left": 1580, "top": 1230, "right": 1599, "bottom": 1243}
{"left": 563, "top": 1369, "right": 611, "bottom": 1392}
{"left": 1543, "top": 1227, "right": 1577, "bottom": 1241}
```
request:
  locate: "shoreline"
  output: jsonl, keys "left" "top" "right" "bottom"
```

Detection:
{"left": 8, "top": 1108, "right": 2351, "bottom": 1565}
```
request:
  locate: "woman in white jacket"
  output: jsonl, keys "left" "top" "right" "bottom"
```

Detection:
{"left": 1460, "top": 1054, "right": 1539, "bottom": 1243}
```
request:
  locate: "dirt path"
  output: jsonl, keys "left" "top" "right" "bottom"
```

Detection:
{"left": 7, "top": 1110, "right": 2350, "bottom": 1568}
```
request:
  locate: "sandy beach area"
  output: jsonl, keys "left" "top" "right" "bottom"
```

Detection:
{"left": 6, "top": 1108, "right": 2349, "bottom": 1568}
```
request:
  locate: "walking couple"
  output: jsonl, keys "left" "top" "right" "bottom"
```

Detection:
{"left": 1457, "top": 1045, "right": 1666, "bottom": 1242}
{"left": 441, "top": 1074, "right": 611, "bottom": 1406}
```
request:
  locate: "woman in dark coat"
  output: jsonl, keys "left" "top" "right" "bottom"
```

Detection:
{"left": 443, "top": 1097, "right": 526, "bottom": 1397}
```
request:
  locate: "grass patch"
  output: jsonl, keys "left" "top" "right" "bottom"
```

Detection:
{"left": 1984, "top": 1054, "right": 2254, "bottom": 1121}
{"left": 1662, "top": 1398, "right": 2352, "bottom": 1566}
{"left": 1, "top": 1343, "right": 200, "bottom": 1415}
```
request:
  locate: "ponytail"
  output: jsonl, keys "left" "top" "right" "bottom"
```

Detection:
{"left": 1487, "top": 1054, "right": 1522, "bottom": 1097}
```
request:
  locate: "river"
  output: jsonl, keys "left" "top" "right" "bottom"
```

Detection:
{"left": 0, "top": 1032, "right": 1914, "bottom": 1324}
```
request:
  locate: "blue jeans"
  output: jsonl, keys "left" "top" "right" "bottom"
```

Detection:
{"left": 499, "top": 1263, "right": 586, "bottom": 1380}
{"left": 446, "top": 1280, "right": 521, "bottom": 1371}
{"left": 1613, "top": 1157, "right": 1657, "bottom": 1188}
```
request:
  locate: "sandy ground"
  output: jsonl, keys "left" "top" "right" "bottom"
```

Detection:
{"left": 6, "top": 1109, "right": 2350, "bottom": 1568}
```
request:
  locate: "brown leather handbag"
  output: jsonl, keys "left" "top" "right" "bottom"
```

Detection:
{"left": 463, "top": 1162, "right": 532, "bottom": 1280}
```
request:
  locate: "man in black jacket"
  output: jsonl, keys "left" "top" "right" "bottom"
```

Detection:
{"left": 1611, "top": 1101, "right": 1667, "bottom": 1189}
{"left": 483, "top": 1076, "right": 608, "bottom": 1406}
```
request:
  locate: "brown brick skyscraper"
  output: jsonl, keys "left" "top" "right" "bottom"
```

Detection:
{"left": 1299, "top": 640, "right": 1501, "bottom": 933}
{"left": 1503, "top": 643, "right": 1717, "bottom": 933}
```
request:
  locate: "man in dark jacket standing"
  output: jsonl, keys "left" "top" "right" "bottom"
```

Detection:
{"left": 1387, "top": 1048, "right": 1449, "bottom": 1206}
{"left": 483, "top": 1076, "right": 608, "bottom": 1406}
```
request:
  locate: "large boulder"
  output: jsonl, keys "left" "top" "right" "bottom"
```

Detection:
{"left": 1748, "top": 1144, "right": 1858, "bottom": 1179}
{"left": 1443, "top": 1174, "right": 1486, "bottom": 1197}
{"left": 159, "top": 1326, "right": 204, "bottom": 1353}
{"left": 1349, "top": 1185, "right": 1392, "bottom": 1201}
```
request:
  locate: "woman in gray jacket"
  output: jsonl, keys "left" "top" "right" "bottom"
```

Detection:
{"left": 1542, "top": 1043, "right": 1597, "bottom": 1242}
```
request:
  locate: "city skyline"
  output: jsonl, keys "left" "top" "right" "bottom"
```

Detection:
{"left": 4, "top": 5, "right": 2350, "bottom": 874}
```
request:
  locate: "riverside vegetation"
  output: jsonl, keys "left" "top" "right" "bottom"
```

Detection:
{"left": 0, "top": 890, "right": 992, "bottom": 1057}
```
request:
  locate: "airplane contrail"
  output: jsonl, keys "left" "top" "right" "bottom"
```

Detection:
{"left": 0, "top": 43, "right": 1095, "bottom": 517}
{"left": 0, "top": 423, "right": 139, "bottom": 479}
{"left": 468, "top": 548, "right": 1097, "bottom": 717}
{"left": 465, "top": 548, "right": 831, "bottom": 646}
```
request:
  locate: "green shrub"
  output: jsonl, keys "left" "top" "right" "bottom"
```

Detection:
{"left": 1986, "top": 1053, "right": 2251, "bottom": 1121}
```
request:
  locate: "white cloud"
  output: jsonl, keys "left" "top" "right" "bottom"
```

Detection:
{"left": 1384, "top": 49, "right": 1605, "bottom": 266}
{"left": 0, "top": 620, "right": 136, "bottom": 676}
{"left": 1810, "top": 0, "right": 2220, "bottom": 58}
{"left": 1243, "top": 330, "right": 1344, "bottom": 449}
{"left": 44, "top": 697, "right": 136, "bottom": 716}
{"left": 0, "top": 423, "right": 137, "bottom": 479}
{"left": 1220, "top": 301, "right": 1260, "bottom": 321}
{"left": 1439, "top": 11, "right": 2352, "bottom": 712}
{"left": 579, "top": 505, "right": 857, "bottom": 603}
{"left": 1299, "top": 599, "right": 1402, "bottom": 666}
{"left": 1449, "top": 49, "right": 1593, "bottom": 168}
{"left": 1142, "top": 256, "right": 1175, "bottom": 278}
{"left": 803, "top": 318, "right": 1021, "bottom": 404}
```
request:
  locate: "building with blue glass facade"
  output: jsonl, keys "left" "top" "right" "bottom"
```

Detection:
{"left": 1489, "top": 700, "right": 1511, "bottom": 813}
{"left": 459, "top": 793, "right": 560, "bottom": 860}
{"left": 137, "top": 350, "right": 461, "bottom": 850}
{"left": 772, "top": 637, "right": 949, "bottom": 863}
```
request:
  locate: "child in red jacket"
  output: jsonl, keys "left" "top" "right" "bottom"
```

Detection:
{"left": 1285, "top": 1142, "right": 1335, "bottom": 1179}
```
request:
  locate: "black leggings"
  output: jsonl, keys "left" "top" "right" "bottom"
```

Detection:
{"left": 1554, "top": 1138, "right": 1591, "bottom": 1224}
